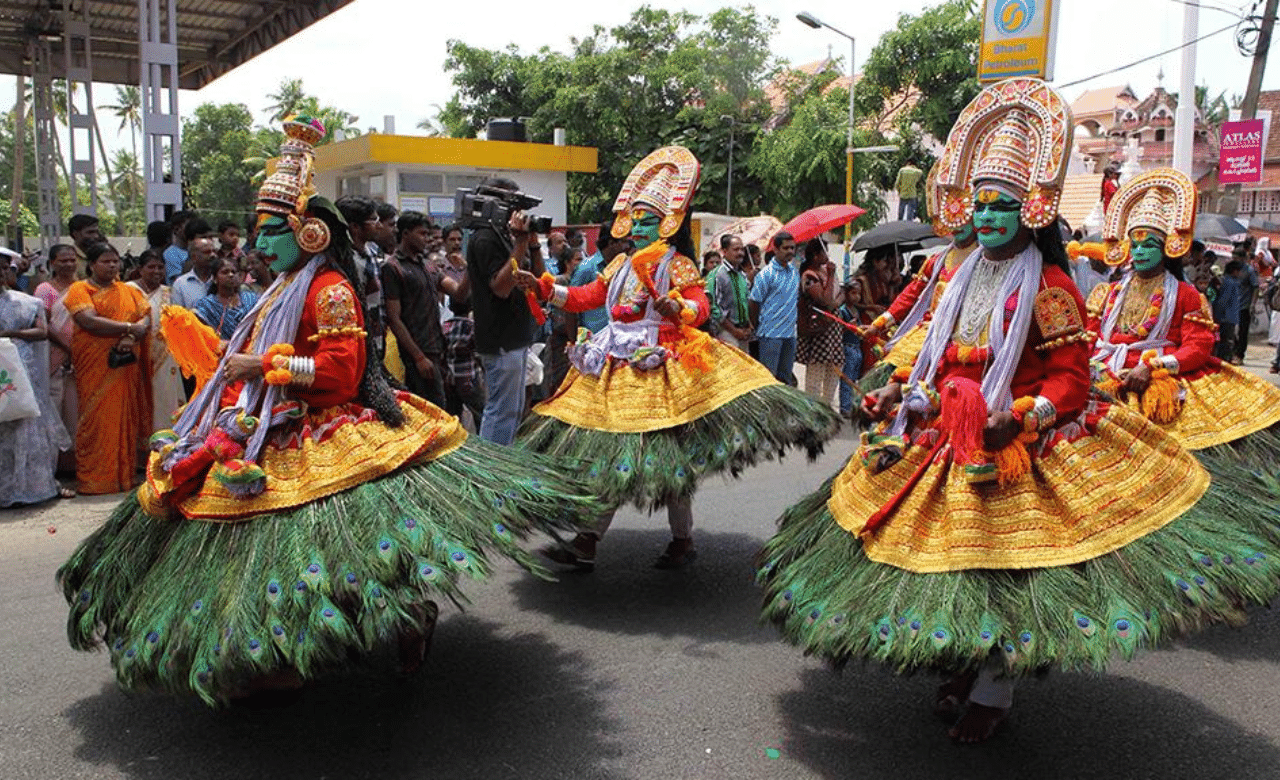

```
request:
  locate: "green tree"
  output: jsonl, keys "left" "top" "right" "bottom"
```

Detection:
{"left": 0, "top": 199, "right": 39, "bottom": 240}
{"left": 181, "top": 102, "right": 258, "bottom": 228}
{"left": 855, "top": 0, "right": 981, "bottom": 144}
{"left": 100, "top": 86, "right": 142, "bottom": 217}
{"left": 749, "top": 82, "right": 889, "bottom": 226}
{"left": 440, "top": 5, "right": 780, "bottom": 222}
{"left": 264, "top": 78, "right": 308, "bottom": 123}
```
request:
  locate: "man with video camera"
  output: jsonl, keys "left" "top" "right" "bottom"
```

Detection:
{"left": 463, "top": 177, "right": 548, "bottom": 445}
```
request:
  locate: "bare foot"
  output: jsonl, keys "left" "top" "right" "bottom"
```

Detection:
{"left": 934, "top": 671, "right": 977, "bottom": 722}
{"left": 949, "top": 702, "right": 1008, "bottom": 744}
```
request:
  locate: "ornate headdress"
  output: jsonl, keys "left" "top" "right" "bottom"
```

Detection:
{"left": 611, "top": 146, "right": 701, "bottom": 239}
{"left": 255, "top": 115, "right": 331, "bottom": 255}
{"left": 925, "top": 161, "right": 948, "bottom": 237}
{"left": 1101, "top": 168, "right": 1197, "bottom": 264}
{"left": 933, "top": 78, "right": 1072, "bottom": 232}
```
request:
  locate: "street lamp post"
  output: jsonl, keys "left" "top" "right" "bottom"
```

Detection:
{"left": 720, "top": 114, "right": 736, "bottom": 215}
{"left": 797, "top": 11, "right": 856, "bottom": 274}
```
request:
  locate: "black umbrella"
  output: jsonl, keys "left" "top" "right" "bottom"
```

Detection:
{"left": 1195, "top": 213, "right": 1248, "bottom": 241}
{"left": 851, "top": 220, "right": 938, "bottom": 251}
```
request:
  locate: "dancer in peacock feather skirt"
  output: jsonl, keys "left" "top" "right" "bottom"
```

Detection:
{"left": 758, "top": 79, "right": 1280, "bottom": 743}
{"left": 58, "top": 118, "right": 601, "bottom": 705}
{"left": 517, "top": 146, "right": 839, "bottom": 570}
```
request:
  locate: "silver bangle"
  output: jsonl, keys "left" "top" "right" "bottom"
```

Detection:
{"left": 550, "top": 284, "right": 569, "bottom": 308}
{"left": 1032, "top": 395, "right": 1057, "bottom": 431}
{"left": 287, "top": 356, "right": 315, "bottom": 387}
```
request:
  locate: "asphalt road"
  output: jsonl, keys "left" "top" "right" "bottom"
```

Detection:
{"left": 3, "top": 344, "right": 1279, "bottom": 780}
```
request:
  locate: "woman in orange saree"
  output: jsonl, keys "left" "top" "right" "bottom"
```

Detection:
{"left": 63, "top": 243, "right": 153, "bottom": 494}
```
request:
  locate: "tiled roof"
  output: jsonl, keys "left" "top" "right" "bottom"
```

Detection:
{"left": 1259, "top": 90, "right": 1280, "bottom": 162}
{"left": 1057, "top": 174, "right": 1104, "bottom": 232}
{"left": 1071, "top": 85, "right": 1136, "bottom": 118}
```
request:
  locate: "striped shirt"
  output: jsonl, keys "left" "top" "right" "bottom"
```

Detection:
{"left": 749, "top": 258, "right": 799, "bottom": 339}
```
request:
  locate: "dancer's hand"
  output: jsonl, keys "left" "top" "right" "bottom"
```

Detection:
{"left": 863, "top": 382, "right": 902, "bottom": 421}
{"left": 983, "top": 411, "right": 1019, "bottom": 451}
{"left": 1124, "top": 363, "right": 1152, "bottom": 395}
{"left": 653, "top": 296, "right": 682, "bottom": 321}
{"left": 223, "top": 353, "right": 264, "bottom": 383}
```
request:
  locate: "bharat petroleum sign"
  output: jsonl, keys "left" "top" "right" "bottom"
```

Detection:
{"left": 979, "top": 0, "right": 1060, "bottom": 82}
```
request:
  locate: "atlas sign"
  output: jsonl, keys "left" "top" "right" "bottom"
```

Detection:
{"left": 1218, "top": 119, "right": 1265, "bottom": 185}
{"left": 979, "top": 0, "right": 1060, "bottom": 82}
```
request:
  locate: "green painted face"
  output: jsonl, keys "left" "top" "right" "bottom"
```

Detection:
{"left": 972, "top": 193, "right": 1022, "bottom": 249}
{"left": 1130, "top": 234, "right": 1166, "bottom": 272}
{"left": 255, "top": 216, "right": 301, "bottom": 273}
{"left": 952, "top": 221, "right": 976, "bottom": 246}
{"left": 630, "top": 210, "right": 662, "bottom": 250}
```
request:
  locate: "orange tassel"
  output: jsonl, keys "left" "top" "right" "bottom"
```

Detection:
{"left": 1141, "top": 369, "right": 1181, "bottom": 423}
{"left": 160, "top": 306, "right": 222, "bottom": 394}
{"left": 993, "top": 435, "right": 1035, "bottom": 487}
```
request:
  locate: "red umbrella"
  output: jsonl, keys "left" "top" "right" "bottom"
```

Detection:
{"left": 779, "top": 204, "right": 866, "bottom": 244}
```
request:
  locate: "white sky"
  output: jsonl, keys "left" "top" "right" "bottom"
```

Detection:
{"left": 3, "top": 0, "right": 1278, "bottom": 153}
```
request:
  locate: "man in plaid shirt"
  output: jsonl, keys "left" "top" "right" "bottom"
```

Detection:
{"left": 443, "top": 296, "right": 485, "bottom": 430}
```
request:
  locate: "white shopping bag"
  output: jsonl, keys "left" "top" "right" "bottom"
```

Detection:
{"left": 0, "top": 338, "right": 40, "bottom": 423}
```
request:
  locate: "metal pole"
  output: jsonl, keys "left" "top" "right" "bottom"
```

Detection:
{"left": 1172, "top": 0, "right": 1198, "bottom": 174}
{"left": 726, "top": 117, "right": 735, "bottom": 215}
{"left": 844, "top": 36, "right": 856, "bottom": 278}
{"left": 1218, "top": 0, "right": 1278, "bottom": 217}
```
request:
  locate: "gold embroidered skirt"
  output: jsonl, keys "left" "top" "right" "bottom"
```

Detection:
{"left": 829, "top": 402, "right": 1210, "bottom": 573}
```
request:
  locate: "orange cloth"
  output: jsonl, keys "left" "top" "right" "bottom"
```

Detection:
{"left": 64, "top": 280, "right": 153, "bottom": 494}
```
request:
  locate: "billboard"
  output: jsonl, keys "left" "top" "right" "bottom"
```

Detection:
{"left": 1218, "top": 119, "right": 1266, "bottom": 185}
{"left": 978, "top": 0, "right": 1060, "bottom": 83}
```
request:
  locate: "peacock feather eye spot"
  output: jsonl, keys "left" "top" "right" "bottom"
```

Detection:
{"left": 1115, "top": 619, "right": 1131, "bottom": 631}
{"left": 80, "top": 590, "right": 91, "bottom": 603}
{"left": 346, "top": 573, "right": 358, "bottom": 584}
{"left": 1245, "top": 556, "right": 1258, "bottom": 565}
{"left": 1223, "top": 555, "right": 1234, "bottom": 564}
{"left": 296, "top": 631, "right": 306, "bottom": 644}
{"left": 404, "top": 517, "right": 417, "bottom": 530}
{"left": 1076, "top": 617, "right": 1090, "bottom": 629}
{"left": 213, "top": 644, "right": 221, "bottom": 655}
{"left": 896, "top": 616, "right": 906, "bottom": 626}
{"left": 934, "top": 630, "right": 947, "bottom": 640}
{"left": 113, "top": 639, "right": 124, "bottom": 651}
{"left": 1019, "top": 632, "right": 1032, "bottom": 644}
{"left": 125, "top": 648, "right": 136, "bottom": 658}
{"left": 248, "top": 639, "right": 260, "bottom": 650}
{"left": 1199, "top": 555, "right": 1213, "bottom": 566}
{"left": 981, "top": 630, "right": 993, "bottom": 641}
{"left": 192, "top": 599, "right": 203, "bottom": 612}
{"left": 307, "top": 563, "right": 320, "bottom": 574}
{"left": 1175, "top": 578, "right": 1190, "bottom": 590}
{"left": 781, "top": 589, "right": 793, "bottom": 602}
{"left": 831, "top": 614, "right": 845, "bottom": 624}
{"left": 272, "top": 625, "right": 284, "bottom": 636}
{"left": 146, "top": 631, "right": 159, "bottom": 644}
{"left": 910, "top": 620, "right": 921, "bottom": 630}
{"left": 675, "top": 467, "right": 687, "bottom": 478}
{"left": 379, "top": 540, "right": 391, "bottom": 551}
{"left": 878, "top": 625, "right": 891, "bottom": 639}
{"left": 616, "top": 462, "right": 630, "bottom": 473}
{"left": 504, "top": 489, "right": 517, "bottom": 499}
{"left": 494, "top": 522, "right": 507, "bottom": 535}
{"left": 1003, "top": 642, "right": 1015, "bottom": 653}
{"left": 295, "top": 581, "right": 308, "bottom": 592}
{"left": 420, "top": 564, "right": 434, "bottom": 576}
{"left": 809, "top": 608, "right": 821, "bottom": 620}
{"left": 322, "top": 608, "right": 335, "bottom": 618}
{"left": 371, "top": 587, "right": 382, "bottom": 597}
{"left": 267, "top": 583, "right": 280, "bottom": 594}
{"left": 1193, "top": 575, "right": 1207, "bottom": 586}
{"left": 451, "top": 551, "right": 467, "bottom": 562}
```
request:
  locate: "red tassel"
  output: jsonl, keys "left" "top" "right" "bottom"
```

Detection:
{"left": 937, "top": 377, "right": 987, "bottom": 466}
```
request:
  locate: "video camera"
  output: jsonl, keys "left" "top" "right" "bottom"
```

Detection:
{"left": 453, "top": 185, "right": 554, "bottom": 235}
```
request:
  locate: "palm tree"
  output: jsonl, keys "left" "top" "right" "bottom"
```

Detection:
{"left": 416, "top": 104, "right": 448, "bottom": 137}
{"left": 107, "top": 149, "right": 143, "bottom": 233}
{"left": 265, "top": 78, "right": 308, "bottom": 123}
{"left": 101, "top": 86, "right": 141, "bottom": 170}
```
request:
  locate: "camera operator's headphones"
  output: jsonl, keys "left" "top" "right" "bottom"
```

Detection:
{"left": 610, "top": 146, "right": 701, "bottom": 240}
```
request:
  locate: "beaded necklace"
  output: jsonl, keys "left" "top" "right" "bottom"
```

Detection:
{"left": 1111, "top": 272, "right": 1165, "bottom": 337}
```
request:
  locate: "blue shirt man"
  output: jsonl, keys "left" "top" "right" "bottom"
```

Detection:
{"left": 568, "top": 222, "right": 627, "bottom": 334}
{"left": 749, "top": 231, "right": 799, "bottom": 383}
